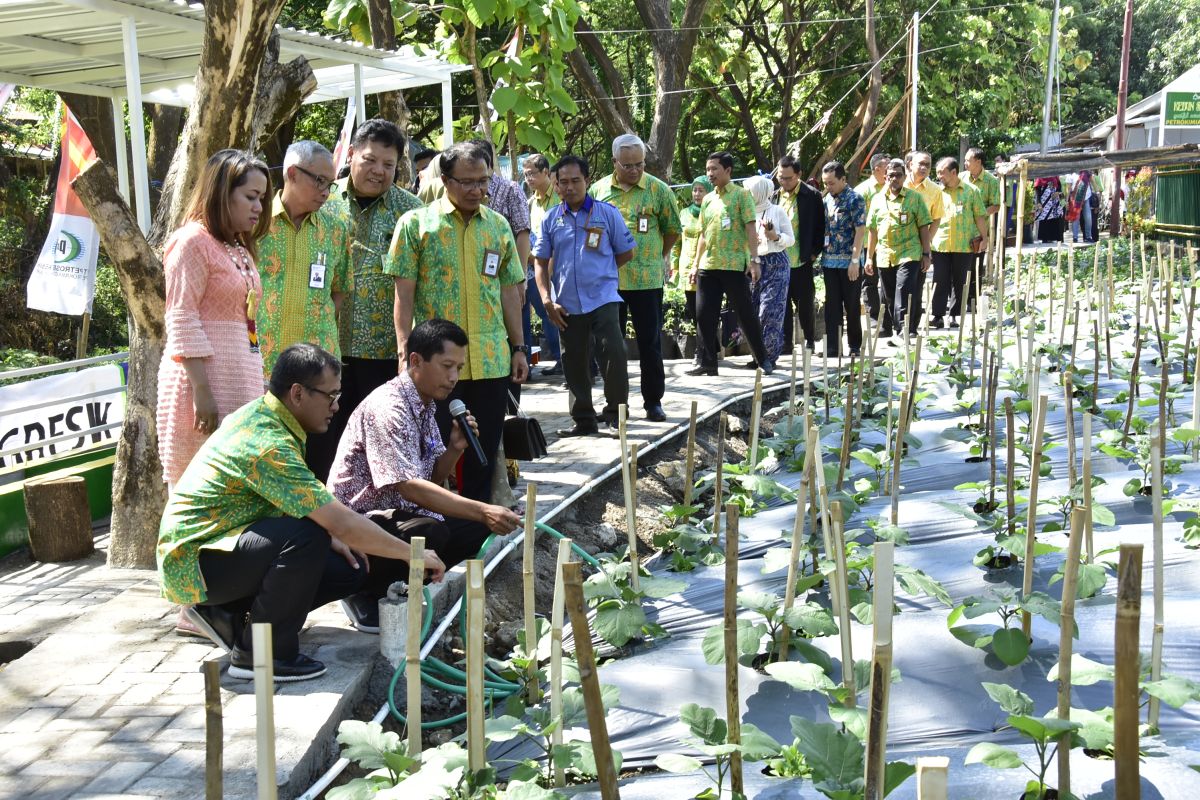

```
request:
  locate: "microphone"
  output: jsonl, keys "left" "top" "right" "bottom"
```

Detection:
{"left": 448, "top": 399, "right": 488, "bottom": 468}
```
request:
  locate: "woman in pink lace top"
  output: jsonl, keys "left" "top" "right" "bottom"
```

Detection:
{"left": 157, "top": 149, "right": 271, "bottom": 487}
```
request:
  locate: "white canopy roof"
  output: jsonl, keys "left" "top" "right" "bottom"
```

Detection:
{"left": 0, "top": 0, "right": 469, "bottom": 106}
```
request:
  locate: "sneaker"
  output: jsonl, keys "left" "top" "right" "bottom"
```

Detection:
{"left": 184, "top": 605, "right": 240, "bottom": 653}
{"left": 228, "top": 647, "right": 327, "bottom": 683}
{"left": 340, "top": 592, "right": 380, "bottom": 634}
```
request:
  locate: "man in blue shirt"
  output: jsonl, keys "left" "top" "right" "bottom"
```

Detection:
{"left": 819, "top": 161, "right": 867, "bottom": 357}
{"left": 534, "top": 155, "right": 635, "bottom": 437}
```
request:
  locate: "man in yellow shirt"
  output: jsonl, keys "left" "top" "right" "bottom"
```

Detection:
{"left": 904, "top": 150, "right": 944, "bottom": 242}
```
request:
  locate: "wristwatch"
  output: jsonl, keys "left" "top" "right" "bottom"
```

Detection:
{"left": 510, "top": 343, "right": 531, "bottom": 357}
{"left": 922, "top": 251, "right": 931, "bottom": 257}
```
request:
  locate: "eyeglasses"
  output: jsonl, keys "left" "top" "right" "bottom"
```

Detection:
{"left": 294, "top": 165, "right": 333, "bottom": 192}
{"left": 303, "top": 385, "right": 342, "bottom": 406}
{"left": 445, "top": 175, "right": 490, "bottom": 191}
{"left": 617, "top": 161, "right": 645, "bottom": 170}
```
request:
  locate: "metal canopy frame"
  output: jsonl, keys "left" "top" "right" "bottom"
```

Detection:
{"left": 0, "top": 0, "right": 467, "bottom": 231}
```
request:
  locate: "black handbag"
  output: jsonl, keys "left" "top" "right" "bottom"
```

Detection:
{"left": 503, "top": 392, "right": 548, "bottom": 460}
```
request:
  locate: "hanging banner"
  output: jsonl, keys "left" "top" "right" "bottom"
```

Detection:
{"left": 332, "top": 96, "right": 357, "bottom": 176}
{"left": 26, "top": 109, "right": 100, "bottom": 316}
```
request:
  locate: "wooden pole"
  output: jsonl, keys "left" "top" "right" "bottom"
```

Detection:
{"left": 915, "top": 756, "right": 949, "bottom": 800}
{"left": 836, "top": 364, "right": 856, "bottom": 491}
{"left": 712, "top": 413, "right": 726, "bottom": 542}
{"left": 988, "top": 363, "right": 1000, "bottom": 507}
{"left": 1082, "top": 412, "right": 1094, "bottom": 563}
{"left": 749, "top": 369, "right": 764, "bottom": 471}
{"left": 683, "top": 401, "right": 699, "bottom": 509}
{"left": 883, "top": 362, "right": 896, "bottom": 495}
{"left": 1114, "top": 544, "right": 1143, "bottom": 799}
{"left": 1063, "top": 373, "right": 1077, "bottom": 490}
{"left": 466, "top": 560, "right": 486, "bottom": 772}
{"left": 522, "top": 486, "right": 540, "bottom": 705}
{"left": 406, "top": 537, "right": 426, "bottom": 756}
{"left": 1148, "top": 443, "right": 1165, "bottom": 729}
{"left": 619, "top": 406, "right": 640, "bottom": 593}
{"left": 863, "top": 541, "right": 894, "bottom": 800}
{"left": 562, "top": 561, "right": 621, "bottom": 800}
{"left": 1013, "top": 165, "right": 1027, "bottom": 302}
{"left": 1056, "top": 507, "right": 1085, "bottom": 798}
{"left": 252, "top": 623, "right": 277, "bottom": 800}
{"left": 890, "top": 390, "right": 911, "bottom": 526}
{"left": 781, "top": 431, "right": 818, "bottom": 661}
{"left": 1006, "top": 397, "right": 1016, "bottom": 538}
{"left": 1021, "top": 395, "right": 1049, "bottom": 638}
{"left": 204, "top": 660, "right": 223, "bottom": 800}
{"left": 550, "top": 537, "right": 572, "bottom": 787}
{"left": 803, "top": 345, "right": 812, "bottom": 411}
{"left": 1194, "top": 343, "right": 1200, "bottom": 463}
{"left": 723, "top": 504, "right": 744, "bottom": 797}
{"left": 788, "top": 335, "right": 799, "bottom": 435}
{"left": 831, "top": 501, "right": 855, "bottom": 707}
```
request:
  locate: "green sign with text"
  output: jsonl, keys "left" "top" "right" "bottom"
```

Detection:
{"left": 1165, "top": 91, "right": 1200, "bottom": 126}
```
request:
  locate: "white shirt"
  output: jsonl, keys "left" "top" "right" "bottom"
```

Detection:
{"left": 755, "top": 203, "right": 795, "bottom": 256}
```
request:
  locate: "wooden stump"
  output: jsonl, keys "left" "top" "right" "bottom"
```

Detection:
{"left": 23, "top": 476, "right": 94, "bottom": 562}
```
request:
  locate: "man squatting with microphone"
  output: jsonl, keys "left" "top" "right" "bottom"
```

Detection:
{"left": 328, "top": 318, "right": 522, "bottom": 633}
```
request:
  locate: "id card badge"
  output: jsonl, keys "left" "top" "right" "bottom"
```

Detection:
{"left": 899, "top": 212, "right": 910, "bottom": 225}
{"left": 637, "top": 214, "right": 650, "bottom": 234}
{"left": 585, "top": 228, "right": 602, "bottom": 250}
{"left": 309, "top": 258, "right": 327, "bottom": 289}
{"left": 721, "top": 216, "right": 732, "bottom": 231}
{"left": 483, "top": 249, "right": 501, "bottom": 277}
{"left": 824, "top": 234, "right": 831, "bottom": 249}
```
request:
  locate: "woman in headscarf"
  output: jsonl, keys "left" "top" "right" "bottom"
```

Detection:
{"left": 744, "top": 175, "right": 795, "bottom": 370}
{"left": 1034, "top": 176, "right": 1064, "bottom": 243}
{"left": 673, "top": 175, "right": 712, "bottom": 335}
{"left": 1070, "top": 171, "right": 1094, "bottom": 243}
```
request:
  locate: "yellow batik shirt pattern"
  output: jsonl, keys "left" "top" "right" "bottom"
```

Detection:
{"left": 256, "top": 195, "right": 353, "bottom": 374}
{"left": 963, "top": 169, "right": 1002, "bottom": 210}
{"left": 156, "top": 393, "right": 334, "bottom": 605}
{"left": 698, "top": 183, "right": 756, "bottom": 272}
{"left": 906, "top": 177, "right": 945, "bottom": 221}
{"left": 933, "top": 182, "right": 987, "bottom": 253}
{"left": 590, "top": 173, "right": 682, "bottom": 290}
{"left": 385, "top": 197, "right": 523, "bottom": 381}
{"left": 868, "top": 188, "right": 932, "bottom": 267}
{"left": 326, "top": 180, "right": 424, "bottom": 360}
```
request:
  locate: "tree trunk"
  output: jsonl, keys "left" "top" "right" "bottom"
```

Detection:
{"left": 60, "top": 94, "right": 118, "bottom": 166}
{"left": 807, "top": 93, "right": 870, "bottom": 180}
{"left": 464, "top": 22, "right": 494, "bottom": 145}
{"left": 853, "top": 0, "right": 883, "bottom": 182}
{"left": 365, "top": 0, "right": 413, "bottom": 187}
{"left": 251, "top": 34, "right": 317, "bottom": 152}
{"left": 24, "top": 476, "right": 94, "bottom": 563}
{"left": 73, "top": 160, "right": 168, "bottom": 569}
{"left": 152, "top": 0, "right": 291, "bottom": 244}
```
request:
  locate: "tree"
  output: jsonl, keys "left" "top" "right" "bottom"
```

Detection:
{"left": 69, "top": 0, "right": 316, "bottom": 567}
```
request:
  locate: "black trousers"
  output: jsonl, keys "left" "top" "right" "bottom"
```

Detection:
{"left": 696, "top": 269, "right": 767, "bottom": 370}
{"left": 884, "top": 260, "right": 926, "bottom": 335}
{"left": 618, "top": 288, "right": 665, "bottom": 408}
{"left": 781, "top": 261, "right": 817, "bottom": 351}
{"left": 560, "top": 302, "right": 628, "bottom": 424}
{"left": 861, "top": 260, "right": 882, "bottom": 325}
{"left": 362, "top": 508, "right": 491, "bottom": 590}
{"left": 822, "top": 268, "right": 863, "bottom": 356}
{"left": 198, "top": 517, "right": 367, "bottom": 660}
{"left": 434, "top": 376, "right": 509, "bottom": 504}
{"left": 932, "top": 251, "right": 977, "bottom": 318}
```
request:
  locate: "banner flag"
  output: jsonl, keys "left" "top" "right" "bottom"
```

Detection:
{"left": 26, "top": 109, "right": 100, "bottom": 316}
{"left": 332, "top": 96, "right": 357, "bottom": 176}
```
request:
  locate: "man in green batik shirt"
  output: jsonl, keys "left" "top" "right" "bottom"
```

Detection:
{"left": 963, "top": 146, "right": 1003, "bottom": 283}
{"left": 854, "top": 152, "right": 891, "bottom": 326}
{"left": 325, "top": 119, "right": 423, "bottom": 426}
{"left": 866, "top": 159, "right": 933, "bottom": 339}
{"left": 387, "top": 141, "right": 528, "bottom": 507}
{"left": 256, "top": 140, "right": 353, "bottom": 481}
{"left": 590, "top": 134, "right": 680, "bottom": 421}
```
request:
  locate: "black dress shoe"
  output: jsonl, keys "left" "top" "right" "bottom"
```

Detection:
{"left": 228, "top": 647, "right": 326, "bottom": 682}
{"left": 540, "top": 363, "right": 562, "bottom": 376}
{"left": 557, "top": 422, "right": 599, "bottom": 437}
{"left": 685, "top": 365, "right": 718, "bottom": 376}
{"left": 645, "top": 404, "right": 667, "bottom": 422}
{"left": 738, "top": 360, "right": 759, "bottom": 369}
{"left": 932, "top": 317, "right": 945, "bottom": 329}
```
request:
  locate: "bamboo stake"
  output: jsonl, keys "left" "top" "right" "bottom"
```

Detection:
{"left": 712, "top": 414, "right": 726, "bottom": 542}
{"left": 683, "top": 401, "right": 698, "bottom": 509}
{"left": 863, "top": 542, "right": 894, "bottom": 800}
{"left": 781, "top": 428, "right": 818, "bottom": 661}
{"left": 1149, "top": 443, "right": 1165, "bottom": 729}
{"left": 550, "top": 538, "right": 572, "bottom": 787}
{"left": 204, "top": 660, "right": 222, "bottom": 800}
{"left": 1183, "top": 286, "right": 1197, "bottom": 385}
{"left": 955, "top": 270, "right": 970, "bottom": 358}
{"left": 1021, "top": 395, "right": 1048, "bottom": 639}
{"left": 1063, "top": 373, "right": 1077, "bottom": 491}
{"left": 1114, "top": 544, "right": 1144, "bottom": 799}
{"left": 252, "top": 623, "right": 277, "bottom": 800}
{"left": 836, "top": 362, "right": 856, "bottom": 491}
{"left": 723, "top": 503, "right": 744, "bottom": 797}
{"left": 562, "top": 561, "right": 621, "bottom": 800}
{"left": 915, "top": 757, "right": 949, "bottom": 800}
{"left": 1091, "top": 318, "right": 1101, "bottom": 411}
{"left": 466, "top": 560, "right": 486, "bottom": 772}
{"left": 1194, "top": 344, "right": 1200, "bottom": 463}
{"left": 1121, "top": 306, "right": 1142, "bottom": 440}
{"left": 830, "top": 501, "right": 855, "bottom": 707}
{"left": 406, "top": 537, "right": 426, "bottom": 755}
{"left": 522, "top": 487, "right": 540, "bottom": 705}
{"left": 823, "top": 349, "right": 831, "bottom": 423}
{"left": 1006, "top": 397, "right": 1016, "bottom": 538}
{"left": 1056, "top": 507, "right": 1086, "bottom": 798}
{"left": 803, "top": 345, "right": 812, "bottom": 410}
{"left": 618, "top": 407, "right": 640, "bottom": 593}
{"left": 883, "top": 363, "right": 896, "bottom": 494}
{"left": 749, "top": 369, "right": 764, "bottom": 471}
{"left": 1082, "top": 412, "right": 1094, "bottom": 563}
{"left": 788, "top": 330, "right": 799, "bottom": 434}
{"left": 988, "top": 363, "right": 1000, "bottom": 507}
{"left": 890, "top": 390, "right": 911, "bottom": 526}
{"left": 1069, "top": 302, "right": 1080, "bottom": 374}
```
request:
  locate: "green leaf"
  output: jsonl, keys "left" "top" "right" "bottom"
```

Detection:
{"left": 483, "top": 715, "right": 526, "bottom": 742}
{"left": 1047, "top": 653, "right": 1115, "bottom": 686}
{"left": 463, "top": 0, "right": 498, "bottom": 26}
{"left": 947, "top": 623, "right": 994, "bottom": 649}
{"left": 489, "top": 86, "right": 521, "bottom": 115}
{"left": 335, "top": 720, "right": 405, "bottom": 770}
{"left": 594, "top": 600, "right": 645, "bottom": 648}
{"left": 654, "top": 752, "right": 702, "bottom": 774}
{"left": 1092, "top": 503, "right": 1117, "bottom": 527}
{"left": 502, "top": 781, "right": 566, "bottom": 800}
{"left": 789, "top": 716, "right": 865, "bottom": 785}
{"left": 883, "top": 760, "right": 917, "bottom": 796}
{"left": 639, "top": 574, "right": 687, "bottom": 599}
{"left": 1143, "top": 675, "right": 1200, "bottom": 708}
{"left": 895, "top": 564, "right": 953, "bottom": 606}
{"left": 1068, "top": 706, "right": 1115, "bottom": 751}
{"left": 783, "top": 602, "right": 839, "bottom": 637}
{"left": 681, "top": 703, "right": 728, "bottom": 745}
{"left": 790, "top": 638, "right": 835, "bottom": 675}
{"left": 575, "top": 740, "right": 621, "bottom": 777}
{"left": 1074, "top": 563, "right": 1108, "bottom": 598}
{"left": 991, "top": 628, "right": 1031, "bottom": 666}
{"left": 326, "top": 778, "right": 382, "bottom": 800}
{"left": 701, "top": 619, "right": 766, "bottom": 664}
{"left": 738, "top": 590, "right": 780, "bottom": 616}
{"left": 965, "top": 741, "right": 1024, "bottom": 769}
{"left": 829, "top": 705, "right": 868, "bottom": 740}
{"left": 1008, "top": 713, "right": 1080, "bottom": 743}
{"left": 767, "top": 660, "right": 840, "bottom": 694}
{"left": 1020, "top": 591, "right": 1063, "bottom": 626}
{"left": 738, "top": 723, "right": 783, "bottom": 760}
{"left": 982, "top": 682, "right": 1035, "bottom": 715}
